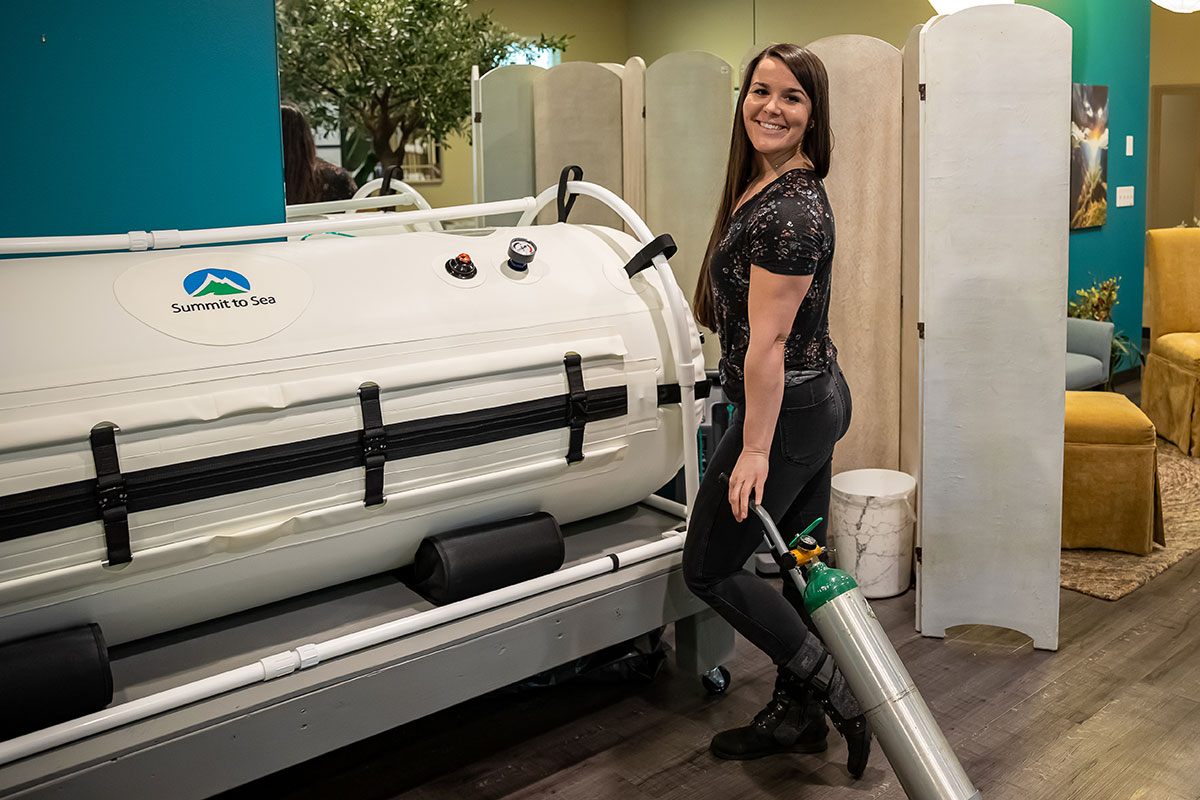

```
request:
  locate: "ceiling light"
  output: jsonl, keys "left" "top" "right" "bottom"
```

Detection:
{"left": 930, "top": 0, "right": 1015, "bottom": 14}
{"left": 1151, "top": 0, "right": 1200, "bottom": 11}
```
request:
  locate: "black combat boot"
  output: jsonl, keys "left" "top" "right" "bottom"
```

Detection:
{"left": 709, "top": 668, "right": 828, "bottom": 760}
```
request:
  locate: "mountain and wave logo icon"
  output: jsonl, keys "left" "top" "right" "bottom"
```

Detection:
{"left": 182, "top": 269, "right": 251, "bottom": 297}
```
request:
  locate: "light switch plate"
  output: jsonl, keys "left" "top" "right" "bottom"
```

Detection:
{"left": 1126, "top": 135, "right": 1134, "bottom": 156}
{"left": 1116, "top": 186, "right": 1135, "bottom": 207}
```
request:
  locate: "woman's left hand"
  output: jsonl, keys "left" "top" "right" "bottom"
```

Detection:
{"left": 728, "top": 450, "right": 769, "bottom": 522}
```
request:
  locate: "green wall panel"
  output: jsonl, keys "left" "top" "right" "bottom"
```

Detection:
{"left": 1024, "top": 0, "right": 1151, "bottom": 366}
{"left": 1, "top": 0, "right": 283, "bottom": 239}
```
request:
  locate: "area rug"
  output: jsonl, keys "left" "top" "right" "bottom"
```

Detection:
{"left": 1061, "top": 438, "right": 1200, "bottom": 601}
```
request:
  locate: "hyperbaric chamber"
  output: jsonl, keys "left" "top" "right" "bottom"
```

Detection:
{"left": 0, "top": 222, "right": 704, "bottom": 646}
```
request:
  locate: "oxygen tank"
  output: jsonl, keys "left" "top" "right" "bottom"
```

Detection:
{"left": 748, "top": 497, "right": 981, "bottom": 800}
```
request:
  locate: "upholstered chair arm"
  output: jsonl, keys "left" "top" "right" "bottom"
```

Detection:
{"left": 1066, "top": 317, "right": 1113, "bottom": 376}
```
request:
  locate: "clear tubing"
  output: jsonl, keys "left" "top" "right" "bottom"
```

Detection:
{"left": 0, "top": 528, "right": 685, "bottom": 767}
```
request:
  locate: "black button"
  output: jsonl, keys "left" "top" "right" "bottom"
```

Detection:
{"left": 445, "top": 254, "right": 477, "bottom": 280}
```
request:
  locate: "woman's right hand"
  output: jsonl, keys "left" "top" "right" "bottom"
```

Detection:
{"left": 727, "top": 450, "right": 769, "bottom": 522}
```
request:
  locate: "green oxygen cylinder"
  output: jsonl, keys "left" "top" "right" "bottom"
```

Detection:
{"left": 802, "top": 561, "right": 859, "bottom": 615}
{"left": 801, "top": 560, "right": 980, "bottom": 800}
{"left": 727, "top": 472, "right": 981, "bottom": 800}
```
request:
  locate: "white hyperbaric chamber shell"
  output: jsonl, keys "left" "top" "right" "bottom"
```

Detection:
{"left": 0, "top": 223, "right": 704, "bottom": 645}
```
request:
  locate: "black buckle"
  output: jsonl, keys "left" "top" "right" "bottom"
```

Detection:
{"left": 362, "top": 428, "right": 387, "bottom": 466}
{"left": 568, "top": 391, "right": 589, "bottom": 427}
{"left": 357, "top": 383, "right": 389, "bottom": 507}
{"left": 97, "top": 479, "right": 127, "bottom": 514}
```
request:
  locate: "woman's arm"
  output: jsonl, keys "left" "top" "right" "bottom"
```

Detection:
{"left": 727, "top": 265, "right": 814, "bottom": 521}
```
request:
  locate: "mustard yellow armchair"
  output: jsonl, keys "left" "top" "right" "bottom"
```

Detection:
{"left": 1142, "top": 228, "right": 1200, "bottom": 456}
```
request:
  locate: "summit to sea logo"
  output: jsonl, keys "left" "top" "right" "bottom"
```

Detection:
{"left": 172, "top": 268, "right": 276, "bottom": 314}
{"left": 183, "top": 269, "right": 251, "bottom": 297}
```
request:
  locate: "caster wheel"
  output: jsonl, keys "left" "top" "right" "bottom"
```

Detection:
{"left": 701, "top": 665, "right": 731, "bottom": 695}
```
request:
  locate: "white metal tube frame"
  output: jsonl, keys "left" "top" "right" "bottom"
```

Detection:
{"left": 285, "top": 178, "right": 445, "bottom": 231}
{"left": 0, "top": 527, "right": 686, "bottom": 767}
{"left": 0, "top": 197, "right": 535, "bottom": 255}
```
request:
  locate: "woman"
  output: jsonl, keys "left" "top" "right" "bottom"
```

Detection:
{"left": 682, "top": 44, "right": 869, "bottom": 778}
{"left": 280, "top": 102, "right": 358, "bottom": 205}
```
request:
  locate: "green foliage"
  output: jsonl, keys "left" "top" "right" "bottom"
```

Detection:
{"left": 277, "top": 0, "right": 568, "bottom": 171}
{"left": 341, "top": 126, "right": 378, "bottom": 187}
{"left": 1067, "top": 276, "right": 1121, "bottom": 323}
{"left": 1106, "top": 331, "right": 1145, "bottom": 390}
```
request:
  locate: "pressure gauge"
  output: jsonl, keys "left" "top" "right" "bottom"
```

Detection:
{"left": 506, "top": 238, "right": 537, "bottom": 272}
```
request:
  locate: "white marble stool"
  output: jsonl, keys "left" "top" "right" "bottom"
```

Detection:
{"left": 828, "top": 469, "right": 916, "bottom": 599}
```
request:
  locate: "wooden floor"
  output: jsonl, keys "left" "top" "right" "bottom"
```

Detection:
{"left": 222, "top": 542, "right": 1200, "bottom": 800}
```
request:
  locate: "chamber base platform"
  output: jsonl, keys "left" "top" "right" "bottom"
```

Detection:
{"left": 0, "top": 503, "right": 732, "bottom": 800}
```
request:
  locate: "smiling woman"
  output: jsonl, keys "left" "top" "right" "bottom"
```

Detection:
{"left": 742, "top": 58, "right": 814, "bottom": 170}
{"left": 681, "top": 44, "right": 869, "bottom": 778}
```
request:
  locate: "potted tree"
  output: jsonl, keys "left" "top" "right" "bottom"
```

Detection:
{"left": 277, "top": 0, "right": 567, "bottom": 183}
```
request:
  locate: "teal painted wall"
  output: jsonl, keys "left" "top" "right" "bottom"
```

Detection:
{"left": 1023, "top": 0, "right": 1151, "bottom": 368}
{"left": 0, "top": 1, "right": 284, "bottom": 238}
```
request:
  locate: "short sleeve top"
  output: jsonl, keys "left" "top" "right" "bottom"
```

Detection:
{"left": 709, "top": 169, "right": 837, "bottom": 403}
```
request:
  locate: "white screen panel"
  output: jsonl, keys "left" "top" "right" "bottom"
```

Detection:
{"left": 807, "top": 35, "right": 903, "bottom": 476}
{"left": 645, "top": 51, "right": 734, "bottom": 368}
{"left": 534, "top": 62, "right": 624, "bottom": 228}
{"left": 479, "top": 64, "right": 543, "bottom": 226}
{"left": 916, "top": 5, "right": 1070, "bottom": 650}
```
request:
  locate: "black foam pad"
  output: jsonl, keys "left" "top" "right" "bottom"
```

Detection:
{"left": 409, "top": 512, "right": 565, "bottom": 605}
{"left": 0, "top": 623, "right": 113, "bottom": 740}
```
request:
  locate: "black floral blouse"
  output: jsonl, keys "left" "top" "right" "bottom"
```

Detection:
{"left": 709, "top": 168, "right": 837, "bottom": 403}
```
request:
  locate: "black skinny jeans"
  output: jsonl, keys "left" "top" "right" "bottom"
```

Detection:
{"left": 683, "top": 363, "right": 851, "bottom": 669}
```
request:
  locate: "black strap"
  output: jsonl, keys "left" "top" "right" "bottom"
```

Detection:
{"left": 656, "top": 379, "right": 712, "bottom": 406}
{"left": 557, "top": 165, "right": 583, "bottom": 223}
{"left": 563, "top": 352, "right": 588, "bottom": 464}
{"left": 358, "top": 384, "right": 387, "bottom": 507}
{"left": 89, "top": 424, "right": 131, "bottom": 566}
{"left": 623, "top": 234, "right": 678, "bottom": 279}
{"left": 379, "top": 165, "right": 402, "bottom": 211}
{"left": 1, "top": 380, "right": 701, "bottom": 545}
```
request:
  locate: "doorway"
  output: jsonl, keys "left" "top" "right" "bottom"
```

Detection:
{"left": 1145, "top": 84, "right": 1200, "bottom": 331}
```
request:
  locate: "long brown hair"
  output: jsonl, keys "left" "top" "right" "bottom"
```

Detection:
{"left": 280, "top": 102, "right": 321, "bottom": 205}
{"left": 692, "top": 44, "right": 833, "bottom": 330}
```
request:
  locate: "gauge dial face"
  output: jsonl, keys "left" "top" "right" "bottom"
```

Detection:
{"left": 510, "top": 239, "right": 536, "bottom": 257}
